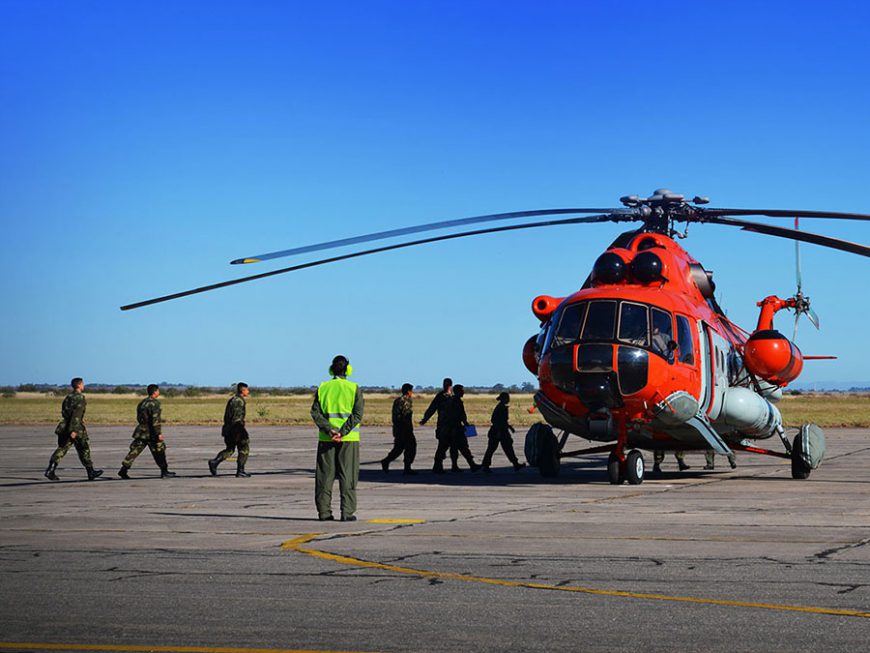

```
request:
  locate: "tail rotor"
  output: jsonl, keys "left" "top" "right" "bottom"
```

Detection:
{"left": 792, "top": 217, "right": 820, "bottom": 341}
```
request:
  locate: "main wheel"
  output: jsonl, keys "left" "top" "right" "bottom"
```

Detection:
{"left": 625, "top": 450, "right": 644, "bottom": 485}
{"left": 524, "top": 423, "right": 546, "bottom": 467}
{"left": 538, "top": 427, "right": 560, "bottom": 478}
{"left": 791, "top": 432, "right": 812, "bottom": 479}
{"left": 607, "top": 451, "right": 624, "bottom": 485}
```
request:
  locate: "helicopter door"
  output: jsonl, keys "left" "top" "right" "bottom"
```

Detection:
{"left": 707, "top": 329, "right": 731, "bottom": 420}
{"left": 698, "top": 321, "right": 713, "bottom": 413}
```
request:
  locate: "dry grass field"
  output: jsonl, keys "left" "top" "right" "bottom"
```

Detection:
{"left": 1, "top": 391, "right": 868, "bottom": 428}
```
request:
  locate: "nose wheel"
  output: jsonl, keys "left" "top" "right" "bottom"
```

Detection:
{"left": 607, "top": 449, "right": 645, "bottom": 485}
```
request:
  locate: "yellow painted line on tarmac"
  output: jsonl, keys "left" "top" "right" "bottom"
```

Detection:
{"left": 282, "top": 534, "right": 870, "bottom": 620}
{"left": 366, "top": 519, "right": 426, "bottom": 524}
{"left": 0, "top": 644, "right": 377, "bottom": 653}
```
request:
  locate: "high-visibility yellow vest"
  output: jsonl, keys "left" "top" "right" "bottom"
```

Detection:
{"left": 317, "top": 377, "right": 360, "bottom": 442}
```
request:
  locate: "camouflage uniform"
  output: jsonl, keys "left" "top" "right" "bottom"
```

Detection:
{"left": 481, "top": 401, "right": 523, "bottom": 471}
{"left": 46, "top": 391, "right": 102, "bottom": 480}
{"left": 653, "top": 450, "right": 690, "bottom": 471}
{"left": 209, "top": 393, "right": 250, "bottom": 476}
{"left": 704, "top": 450, "right": 737, "bottom": 470}
{"left": 119, "top": 397, "right": 173, "bottom": 477}
{"left": 381, "top": 394, "right": 416, "bottom": 472}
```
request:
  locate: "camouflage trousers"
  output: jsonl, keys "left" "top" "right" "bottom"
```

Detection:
{"left": 50, "top": 431, "right": 93, "bottom": 467}
{"left": 653, "top": 450, "right": 685, "bottom": 464}
{"left": 214, "top": 436, "right": 249, "bottom": 465}
{"left": 123, "top": 437, "right": 166, "bottom": 468}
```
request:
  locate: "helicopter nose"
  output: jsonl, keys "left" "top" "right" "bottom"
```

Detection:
{"left": 547, "top": 343, "right": 650, "bottom": 409}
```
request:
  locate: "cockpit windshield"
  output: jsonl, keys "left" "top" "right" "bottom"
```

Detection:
{"left": 545, "top": 299, "right": 674, "bottom": 361}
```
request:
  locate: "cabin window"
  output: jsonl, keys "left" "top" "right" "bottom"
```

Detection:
{"left": 618, "top": 302, "right": 649, "bottom": 347}
{"left": 551, "top": 302, "right": 586, "bottom": 348}
{"left": 581, "top": 300, "right": 617, "bottom": 341}
{"left": 676, "top": 315, "right": 695, "bottom": 364}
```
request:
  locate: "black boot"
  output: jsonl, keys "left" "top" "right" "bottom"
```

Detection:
{"left": 208, "top": 457, "right": 221, "bottom": 476}
{"left": 157, "top": 452, "right": 176, "bottom": 478}
{"left": 513, "top": 461, "right": 526, "bottom": 472}
{"left": 236, "top": 463, "right": 251, "bottom": 478}
{"left": 86, "top": 466, "right": 103, "bottom": 481}
{"left": 44, "top": 461, "right": 59, "bottom": 481}
{"left": 118, "top": 464, "right": 130, "bottom": 479}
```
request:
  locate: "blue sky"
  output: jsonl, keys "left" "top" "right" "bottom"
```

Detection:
{"left": 2, "top": 0, "right": 869, "bottom": 388}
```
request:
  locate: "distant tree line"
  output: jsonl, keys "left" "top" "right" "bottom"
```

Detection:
{"left": 1, "top": 381, "right": 542, "bottom": 398}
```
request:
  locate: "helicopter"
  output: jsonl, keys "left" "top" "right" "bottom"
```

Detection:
{"left": 122, "top": 189, "right": 870, "bottom": 484}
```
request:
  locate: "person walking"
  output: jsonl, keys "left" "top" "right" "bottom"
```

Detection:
{"left": 44, "top": 377, "right": 103, "bottom": 481}
{"left": 208, "top": 382, "right": 251, "bottom": 478}
{"left": 381, "top": 383, "right": 417, "bottom": 475}
{"left": 119, "top": 384, "right": 176, "bottom": 479}
{"left": 421, "top": 378, "right": 454, "bottom": 474}
{"left": 311, "top": 355, "right": 365, "bottom": 521}
{"left": 704, "top": 450, "right": 737, "bottom": 470}
{"left": 653, "top": 450, "right": 690, "bottom": 473}
{"left": 481, "top": 392, "right": 526, "bottom": 473}
{"left": 442, "top": 384, "right": 480, "bottom": 472}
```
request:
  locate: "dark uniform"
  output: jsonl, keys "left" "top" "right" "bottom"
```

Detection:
{"left": 481, "top": 400, "right": 525, "bottom": 472}
{"left": 422, "top": 390, "right": 453, "bottom": 473}
{"left": 437, "top": 390, "right": 479, "bottom": 472}
{"left": 119, "top": 396, "right": 174, "bottom": 478}
{"left": 381, "top": 394, "right": 416, "bottom": 474}
{"left": 209, "top": 393, "right": 250, "bottom": 477}
{"left": 45, "top": 391, "right": 102, "bottom": 480}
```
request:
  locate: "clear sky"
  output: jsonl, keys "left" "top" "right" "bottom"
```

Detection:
{"left": 2, "top": 0, "right": 869, "bottom": 389}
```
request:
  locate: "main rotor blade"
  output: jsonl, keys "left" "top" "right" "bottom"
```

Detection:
{"left": 229, "top": 207, "right": 628, "bottom": 264}
{"left": 703, "top": 216, "right": 870, "bottom": 257}
{"left": 703, "top": 208, "right": 870, "bottom": 221}
{"left": 122, "top": 213, "right": 619, "bottom": 310}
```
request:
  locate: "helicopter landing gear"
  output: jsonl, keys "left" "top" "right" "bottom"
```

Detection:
{"left": 524, "top": 423, "right": 561, "bottom": 478}
{"left": 791, "top": 423, "right": 825, "bottom": 480}
{"left": 607, "top": 449, "right": 645, "bottom": 485}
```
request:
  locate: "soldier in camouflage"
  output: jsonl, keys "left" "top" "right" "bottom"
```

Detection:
{"left": 380, "top": 383, "right": 417, "bottom": 475}
{"left": 653, "top": 450, "right": 690, "bottom": 473}
{"left": 44, "top": 377, "right": 103, "bottom": 481}
{"left": 118, "top": 384, "right": 176, "bottom": 479}
{"left": 208, "top": 382, "right": 251, "bottom": 478}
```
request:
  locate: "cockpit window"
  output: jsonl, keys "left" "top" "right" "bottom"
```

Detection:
{"left": 650, "top": 307, "right": 674, "bottom": 361}
{"left": 676, "top": 315, "right": 695, "bottom": 364}
{"left": 581, "top": 300, "right": 617, "bottom": 341}
{"left": 551, "top": 302, "right": 586, "bottom": 348}
{"left": 618, "top": 302, "right": 649, "bottom": 347}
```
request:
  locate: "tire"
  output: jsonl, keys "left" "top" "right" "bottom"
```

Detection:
{"left": 625, "top": 450, "right": 644, "bottom": 485}
{"left": 791, "top": 432, "right": 811, "bottom": 480}
{"left": 538, "top": 427, "right": 560, "bottom": 478}
{"left": 524, "top": 423, "right": 545, "bottom": 467}
{"left": 607, "top": 451, "right": 623, "bottom": 485}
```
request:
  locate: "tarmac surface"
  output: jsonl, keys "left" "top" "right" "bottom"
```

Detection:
{"left": 1, "top": 424, "right": 869, "bottom": 653}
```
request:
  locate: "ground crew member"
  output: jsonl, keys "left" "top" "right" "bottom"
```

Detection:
{"left": 481, "top": 392, "right": 526, "bottom": 473}
{"left": 653, "top": 450, "right": 690, "bottom": 473}
{"left": 44, "top": 377, "right": 103, "bottom": 481}
{"left": 118, "top": 384, "right": 176, "bottom": 479}
{"left": 381, "top": 383, "right": 417, "bottom": 475}
{"left": 311, "top": 355, "right": 364, "bottom": 521}
{"left": 704, "top": 450, "right": 737, "bottom": 470}
{"left": 208, "top": 382, "right": 251, "bottom": 478}
{"left": 421, "top": 377, "right": 454, "bottom": 474}
{"left": 439, "top": 384, "right": 480, "bottom": 472}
